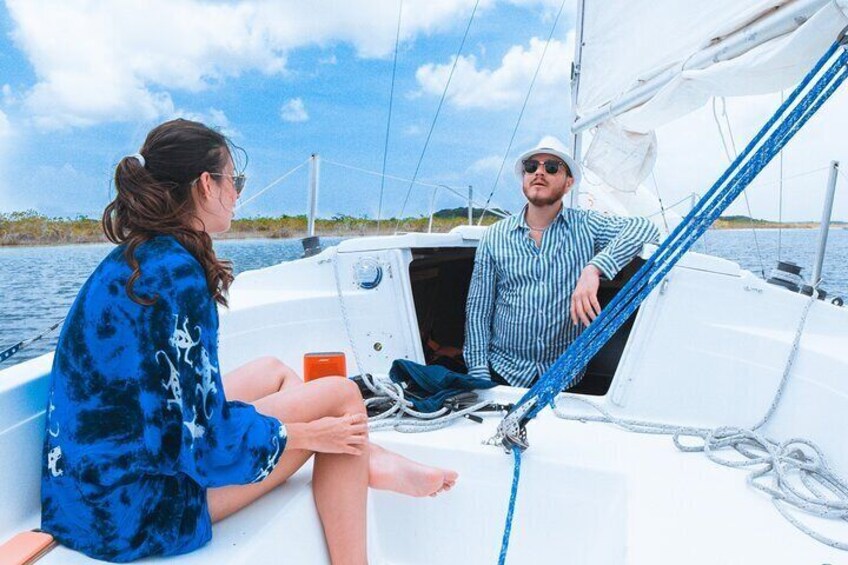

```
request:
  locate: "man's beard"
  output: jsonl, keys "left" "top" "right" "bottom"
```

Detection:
{"left": 525, "top": 184, "right": 566, "bottom": 207}
{"left": 526, "top": 193, "right": 562, "bottom": 207}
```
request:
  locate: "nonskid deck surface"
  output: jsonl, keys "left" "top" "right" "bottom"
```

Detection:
{"left": 36, "top": 388, "right": 845, "bottom": 564}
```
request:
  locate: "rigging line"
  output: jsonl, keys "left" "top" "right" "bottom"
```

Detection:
{"left": 779, "top": 89, "right": 785, "bottom": 261}
{"left": 713, "top": 96, "right": 768, "bottom": 278}
{"left": 649, "top": 170, "right": 671, "bottom": 233}
{"left": 393, "top": 0, "right": 481, "bottom": 233}
{"left": 477, "top": 0, "right": 568, "bottom": 226}
{"left": 745, "top": 165, "right": 830, "bottom": 190}
{"left": 377, "top": 0, "right": 404, "bottom": 234}
{"left": 235, "top": 159, "right": 310, "bottom": 210}
{"left": 643, "top": 192, "right": 700, "bottom": 219}
{"left": 838, "top": 166, "right": 848, "bottom": 187}
{"left": 323, "top": 158, "right": 464, "bottom": 190}
{"left": 322, "top": 158, "right": 510, "bottom": 218}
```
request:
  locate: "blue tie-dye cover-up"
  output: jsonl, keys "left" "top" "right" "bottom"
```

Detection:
{"left": 40, "top": 236, "right": 286, "bottom": 562}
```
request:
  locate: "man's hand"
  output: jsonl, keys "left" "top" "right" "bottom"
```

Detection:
{"left": 571, "top": 265, "right": 602, "bottom": 326}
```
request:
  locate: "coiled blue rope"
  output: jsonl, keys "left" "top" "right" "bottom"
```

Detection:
{"left": 495, "top": 39, "right": 848, "bottom": 563}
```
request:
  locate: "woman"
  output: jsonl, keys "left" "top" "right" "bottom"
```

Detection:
{"left": 41, "top": 119, "right": 457, "bottom": 564}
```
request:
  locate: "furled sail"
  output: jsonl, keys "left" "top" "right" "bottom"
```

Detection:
{"left": 575, "top": 0, "right": 848, "bottom": 190}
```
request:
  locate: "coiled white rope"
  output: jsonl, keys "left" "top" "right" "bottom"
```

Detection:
{"left": 553, "top": 294, "right": 848, "bottom": 550}
{"left": 358, "top": 372, "right": 497, "bottom": 433}
{"left": 331, "top": 253, "right": 497, "bottom": 433}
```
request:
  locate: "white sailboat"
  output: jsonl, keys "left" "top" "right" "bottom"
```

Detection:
{"left": 3, "top": 1, "right": 848, "bottom": 563}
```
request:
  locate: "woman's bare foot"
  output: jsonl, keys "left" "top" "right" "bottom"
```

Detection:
{"left": 368, "top": 444, "right": 458, "bottom": 497}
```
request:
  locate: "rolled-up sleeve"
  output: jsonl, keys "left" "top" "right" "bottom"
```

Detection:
{"left": 585, "top": 212, "right": 660, "bottom": 279}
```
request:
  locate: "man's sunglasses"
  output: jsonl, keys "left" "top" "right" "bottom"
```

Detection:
{"left": 209, "top": 172, "right": 247, "bottom": 195}
{"left": 523, "top": 159, "right": 570, "bottom": 176}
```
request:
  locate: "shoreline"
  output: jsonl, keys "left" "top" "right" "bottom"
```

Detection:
{"left": 2, "top": 213, "right": 845, "bottom": 248}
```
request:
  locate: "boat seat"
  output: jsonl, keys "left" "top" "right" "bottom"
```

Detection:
{"left": 0, "top": 356, "right": 331, "bottom": 564}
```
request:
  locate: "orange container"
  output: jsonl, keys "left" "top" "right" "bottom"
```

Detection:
{"left": 303, "top": 352, "right": 347, "bottom": 382}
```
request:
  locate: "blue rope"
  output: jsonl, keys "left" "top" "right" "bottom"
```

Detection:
{"left": 494, "top": 40, "right": 848, "bottom": 563}
{"left": 515, "top": 43, "right": 848, "bottom": 421}
{"left": 498, "top": 446, "right": 522, "bottom": 565}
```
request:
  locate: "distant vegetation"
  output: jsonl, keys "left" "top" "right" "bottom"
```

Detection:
{"left": 711, "top": 215, "right": 848, "bottom": 230}
{"left": 0, "top": 210, "right": 499, "bottom": 246}
{"left": 1, "top": 210, "right": 844, "bottom": 247}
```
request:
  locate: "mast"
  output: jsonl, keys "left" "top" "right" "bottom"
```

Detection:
{"left": 307, "top": 153, "right": 320, "bottom": 237}
{"left": 811, "top": 161, "right": 839, "bottom": 287}
{"left": 569, "top": 0, "right": 586, "bottom": 208}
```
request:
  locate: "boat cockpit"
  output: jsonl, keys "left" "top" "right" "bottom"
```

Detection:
{"left": 407, "top": 244, "right": 644, "bottom": 395}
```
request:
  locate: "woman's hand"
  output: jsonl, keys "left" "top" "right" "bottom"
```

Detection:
{"left": 286, "top": 414, "right": 368, "bottom": 455}
{"left": 571, "top": 265, "right": 602, "bottom": 326}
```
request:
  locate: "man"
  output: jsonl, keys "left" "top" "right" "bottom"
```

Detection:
{"left": 464, "top": 138, "right": 660, "bottom": 388}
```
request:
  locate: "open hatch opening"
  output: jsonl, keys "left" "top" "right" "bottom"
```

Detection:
{"left": 409, "top": 247, "right": 644, "bottom": 396}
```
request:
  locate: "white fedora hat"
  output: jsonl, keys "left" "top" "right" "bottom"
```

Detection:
{"left": 514, "top": 135, "right": 581, "bottom": 187}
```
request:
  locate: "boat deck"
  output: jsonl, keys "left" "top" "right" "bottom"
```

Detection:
{"left": 31, "top": 387, "right": 844, "bottom": 564}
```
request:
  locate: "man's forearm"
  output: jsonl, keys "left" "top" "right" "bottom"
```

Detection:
{"left": 592, "top": 216, "right": 660, "bottom": 279}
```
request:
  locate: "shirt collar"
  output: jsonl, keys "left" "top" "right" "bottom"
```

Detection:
{"left": 511, "top": 203, "right": 569, "bottom": 231}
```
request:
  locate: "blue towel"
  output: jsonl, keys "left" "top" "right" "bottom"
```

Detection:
{"left": 388, "top": 359, "right": 496, "bottom": 413}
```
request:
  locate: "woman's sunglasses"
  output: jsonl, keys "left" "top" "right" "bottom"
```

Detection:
{"left": 523, "top": 159, "right": 569, "bottom": 176}
{"left": 209, "top": 172, "right": 247, "bottom": 195}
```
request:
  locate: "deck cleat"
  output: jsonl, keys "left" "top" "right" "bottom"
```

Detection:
{"left": 485, "top": 399, "right": 535, "bottom": 454}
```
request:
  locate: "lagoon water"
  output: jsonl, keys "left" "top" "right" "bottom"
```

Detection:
{"left": 2, "top": 229, "right": 847, "bottom": 368}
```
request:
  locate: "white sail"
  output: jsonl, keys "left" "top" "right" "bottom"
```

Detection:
{"left": 575, "top": 0, "right": 848, "bottom": 133}
{"left": 574, "top": 0, "right": 848, "bottom": 193}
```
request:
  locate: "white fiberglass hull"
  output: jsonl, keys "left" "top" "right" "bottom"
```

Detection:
{"left": 2, "top": 229, "right": 847, "bottom": 563}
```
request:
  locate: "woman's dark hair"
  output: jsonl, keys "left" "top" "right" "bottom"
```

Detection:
{"left": 103, "top": 119, "right": 240, "bottom": 307}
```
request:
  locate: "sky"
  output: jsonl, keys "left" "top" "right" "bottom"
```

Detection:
{"left": 0, "top": 0, "right": 846, "bottom": 222}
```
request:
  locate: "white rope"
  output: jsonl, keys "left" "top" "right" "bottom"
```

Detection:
{"left": 359, "top": 372, "right": 497, "bottom": 433}
{"left": 554, "top": 294, "right": 848, "bottom": 550}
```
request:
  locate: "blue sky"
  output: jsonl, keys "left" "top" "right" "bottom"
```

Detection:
{"left": 0, "top": 0, "right": 576, "bottom": 220}
{"left": 1, "top": 0, "right": 846, "bottom": 222}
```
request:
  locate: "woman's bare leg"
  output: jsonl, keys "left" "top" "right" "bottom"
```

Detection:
{"left": 211, "top": 358, "right": 457, "bottom": 561}
{"left": 208, "top": 377, "right": 369, "bottom": 565}
{"left": 222, "top": 356, "right": 303, "bottom": 403}
{"left": 218, "top": 357, "right": 458, "bottom": 497}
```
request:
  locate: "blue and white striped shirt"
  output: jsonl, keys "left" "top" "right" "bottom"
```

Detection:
{"left": 464, "top": 206, "right": 660, "bottom": 388}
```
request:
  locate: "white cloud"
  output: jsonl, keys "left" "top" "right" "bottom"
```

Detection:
{"left": 280, "top": 98, "right": 309, "bottom": 123}
{"left": 171, "top": 108, "right": 238, "bottom": 137}
{"left": 319, "top": 54, "right": 338, "bottom": 65}
{"left": 6, "top": 0, "right": 493, "bottom": 130}
{"left": 1, "top": 85, "right": 15, "bottom": 106}
{"left": 415, "top": 34, "right": 573, "bottom": 110}
{"left": 468, "top": 154, "right": 503, "bottom": 175}
{"left": 0, "top": 111, "right": 11, "bottom": 138}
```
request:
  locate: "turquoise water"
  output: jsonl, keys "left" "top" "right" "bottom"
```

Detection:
{"left": 1, "top": 229, "right": 846, "bottom": 368}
